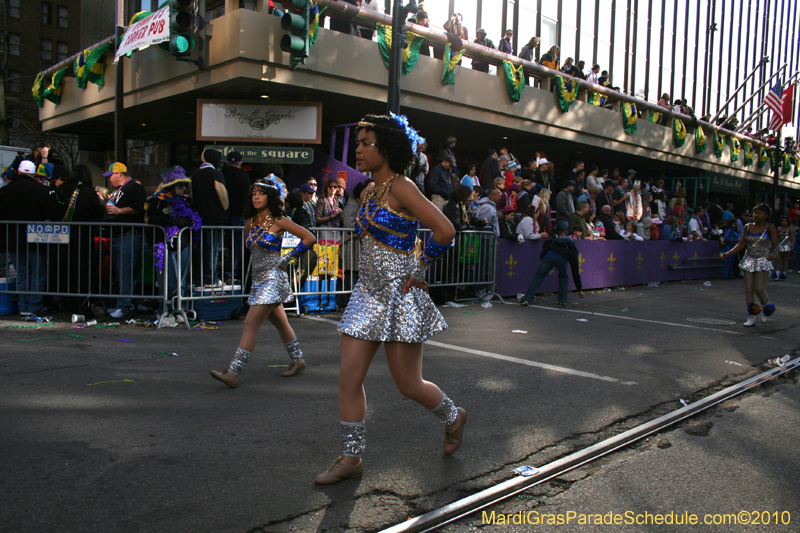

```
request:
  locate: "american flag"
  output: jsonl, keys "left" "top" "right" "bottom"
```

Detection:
{"left": 764, "top": 80, "right": 783, "bottom": 131}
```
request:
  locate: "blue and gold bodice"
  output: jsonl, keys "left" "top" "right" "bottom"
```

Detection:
{"left": 246, "top": 219, "right": 282, "bottom": 253}
{"left": 356, "top": 178, "right": 418, "bottom": 254}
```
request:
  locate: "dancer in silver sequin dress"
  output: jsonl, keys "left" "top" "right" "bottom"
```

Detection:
{"left": 720, "top": 204, "right": 779, "bottom": 327}
{"left": 315, "top": 115, "right": 467, "bottom": 485}
{"left": 209, "top": 179, "right": 316, "bottom": 387}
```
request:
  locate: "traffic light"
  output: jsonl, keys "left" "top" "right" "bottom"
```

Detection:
{"left": 280, "top": 0, "right": 310, "bottom": 68}
{"left": 168, "top": 0, "right": 195, "bottom": 58}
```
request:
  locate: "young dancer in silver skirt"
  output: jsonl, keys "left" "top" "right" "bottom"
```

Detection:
{"left": 210, "top": 178, "right": 316, "bottom": 387}
{"left": 315, "top": 114, "right": 466, "bottom": 484}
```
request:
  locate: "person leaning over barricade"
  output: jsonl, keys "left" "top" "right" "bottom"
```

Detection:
{"left": 145, "top": 167, "right": 202, "bottom": 317}
{"left": 0, "top": 160, "right": 56, "bottom": 316}
{"left": 209, "top": 178, "right": 316, "bottom": 388}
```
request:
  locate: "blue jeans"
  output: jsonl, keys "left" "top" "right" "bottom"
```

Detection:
{"left": 556, "top": 219, "right": 570, "bottom": 233}
{"left": 720, "top": 244, "right": 737, "bottom": 279}
{"left": 111, "top": 232, "right": 143, "bottom": 314}
{"left": 159, "top": 246, "right": 190, "bottom": 313}
{"left": 202, "top": 228, "right": 223, "bottom": 285}
{"left": 13, "top": 248, "right": 46, "bottom": 314}
{"left": 521, "top": 256, "right": 568, "bottom": 304}
{"left": 223, "top": 217, "right": 246, "bottom": 281}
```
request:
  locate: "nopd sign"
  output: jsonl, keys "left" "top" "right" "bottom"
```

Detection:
{"left": 27, "top": 224, "right": 70, "bottom": 244}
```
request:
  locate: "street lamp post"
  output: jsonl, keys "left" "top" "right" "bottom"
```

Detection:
{"left": 387, "top": 0, "right": 418, "bottom": 115}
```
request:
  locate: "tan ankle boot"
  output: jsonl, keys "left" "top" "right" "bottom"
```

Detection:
{"left": 281, "top": 359, "right": 307, "bottom": 377}
{"left": 314, "top": 456, "right": 363, "bottom": 485}
{"left": 209, "top": 370, "right": 238, "bottom": 388}
{"left": 444, "top": 407, "right": 467, "bottom": 455}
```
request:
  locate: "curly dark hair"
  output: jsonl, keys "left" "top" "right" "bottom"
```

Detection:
{"left": 752, "top": 203, "right": 772, "bottom": 217}
{"left": 244, "top": 179, "right": 284, "bottom": 220}
{"left": 448, "top": 184, "right": 473, "bottom": 204}
{"left": 357, "top": 114, "right": 417, "bottom": 175}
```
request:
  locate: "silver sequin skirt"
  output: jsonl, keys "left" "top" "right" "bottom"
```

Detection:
{"left": 338, "top": 238, "right": 447, "bottom": 343}
{"left": 248, "top": 247, "right": 292, "bottom": 305}
{"left": 739, "top": 256, "right": 773, "bottom": 273}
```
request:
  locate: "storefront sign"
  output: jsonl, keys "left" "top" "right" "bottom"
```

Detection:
{"left": 197, "top": 100, "right": 322, "bottom": 144}
{"left": 708, "top": 174, "right": 748, "bottom": 194}
{"left": 206, "top": 145, "right": 314, "bottom": 165}
{"left": 114, "top": 7, "right": 170, "bottom": 62}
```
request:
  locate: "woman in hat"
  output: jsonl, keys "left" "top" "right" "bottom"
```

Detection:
{"left": 209, "top": 178, "right": 316, "bottom": 387}
{"left": 315, "top": 114, "right": 464, "bottom": 485}
{"left": 145, "top": 167, "right": 202, "bottom": 316}
{"left": 720, "top": 203, "right": 780, "bottom": 326}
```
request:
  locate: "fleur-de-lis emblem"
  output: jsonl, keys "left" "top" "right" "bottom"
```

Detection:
{"left": 635, "top": 252, "right": 644, "bottom": 270}
{"left": 608, "top": 252, "right": 616, "bottom": 271}
{"left": 505, "top": 253, "right": 517, "bottom": 278}
{"left": 659, "top": 252, "right": 666, "bottom": 267}
{"left": 692, "top": 252, "right": 700, "bottom": 260}
{"left": 673, "top": 252, "right": 680, "bottom": 266}
{"left": 578, "top": 253, "right": 585, "bottom": 274}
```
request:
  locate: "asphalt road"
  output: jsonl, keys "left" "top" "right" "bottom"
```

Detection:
{"left": 1, "top": 276, "right": 798, "bottom": 532}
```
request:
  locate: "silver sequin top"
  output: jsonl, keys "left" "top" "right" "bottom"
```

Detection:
{"left": 739, "top": 226, "right": 774, "bottom": 273}
{"left": 247, "top": 229, "right": 291, "bottom": 306}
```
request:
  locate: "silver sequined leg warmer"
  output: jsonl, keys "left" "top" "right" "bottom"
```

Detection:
{"left": 284, "top": 337, "right": 303, "bottom": 362}
{"left": 341, "top": 421, "right": 366, "bottom": 457}
{"left": 431, "top": 392, "right": 458, "bottom": 425}
{"left": 227, "top": 347, "right": 252, "bottom": 376}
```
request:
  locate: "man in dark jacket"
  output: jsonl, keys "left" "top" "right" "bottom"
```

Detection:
{"left": 221, "top": 151, "right": 251, "bottom": 283}
{"left": 518, "top": 227, "right": 585, "bottom": 307}
{"left": 597, "top": 205, "right": 624, "bottom": 240}
{"left": 472, "top": 28, "right": 495, "bottom": 73}
{"left": 0, "top": 160, "right": 55, "bottom": 315}
{"left": 427, "top": 155, "right": 455, "bottom": 209}
{"left": 480, "top": 149, "right": 501, "bottom": 192}
{"left": 192, "top": 149, "right": 228, "bottom": 285}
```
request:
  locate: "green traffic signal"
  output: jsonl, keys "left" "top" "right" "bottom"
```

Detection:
{"left": 280, "top": 0, "right": 309, "bottom": 66}
{"left": 168, "top": 0, "right": 194, "bottom": 58}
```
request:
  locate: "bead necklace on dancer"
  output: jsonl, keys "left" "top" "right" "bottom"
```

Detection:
{"left": 720, "top": 203, "right": 780, "bottom": 327}
{"left": 315, "top": 113, "right": 466, "bottom": 485}
{"left": 209, "top": 178, "right": 316, "bottom": 387}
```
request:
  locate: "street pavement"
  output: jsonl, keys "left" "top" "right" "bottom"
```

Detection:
{"left": 1, "top": 275, "right": 798, "bottom": 532}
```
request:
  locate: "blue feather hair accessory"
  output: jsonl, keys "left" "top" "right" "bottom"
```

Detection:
{"left": 389, "top": 112, "right": 426, "bottom": 153}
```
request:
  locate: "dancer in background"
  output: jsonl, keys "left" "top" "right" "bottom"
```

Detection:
{"left": 720, "top": 204, "right": 779, "bottom": 327}
{"left": 209, "top": 178, "right": 316, "bottom": 388}
{"left": 315, "top": 114, "right": 465, "bottom": 485}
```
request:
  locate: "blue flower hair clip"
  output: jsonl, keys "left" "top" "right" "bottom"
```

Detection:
{"left": 390, "top": 111, "right": 426, "bottom": 153}
{"left": 254, "top": 175, "right": 287, "bottom": 199}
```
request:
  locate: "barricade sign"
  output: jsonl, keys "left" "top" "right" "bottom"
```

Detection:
{"left": 27, "top": 224, "right": 70, "bottom": 244}
{"left": 281, "top": 232, "right": 301, "bottom": 248}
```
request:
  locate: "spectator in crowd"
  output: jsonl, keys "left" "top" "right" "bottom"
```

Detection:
{"left": 221, "top": 151, "right": 252, "bottom": 284}
{"left": 698, "top": 202, "right": 713, "bottom": 235}
{"left": 637, "top": 216, "right": 659, "bottom": 240}
{"left": 521, "top": 158, "right": 538, "bottom": 182}
{"left": 596, "top": 181, "right": 614, "bottom": 215}
{"left": 598, "top": 70, "right": 610, "bottom": 87}
{"left": 539, "top": 46, "right": 560, "bottom": 70}
{"left": 499, "top": 147, "right": 519, "bottom": 167}
{"left": 96, "top": 186, "right": 110, "bottom": 202}
{"left": 719, "top": 220, "right": 742, "bottom": 279}
{"left": 555, "top": 181, "right": 576, "bottom": 232}
{"left": 145, "top": 166, "right": 202, "bottom": 316}
{"left": 620, "top": 220, "right": 644, "bottom": 241}
{"left": 191, "top": 149, "right": 229, "bottom": 287}
{"left": 356, "top": 0, "right": 380, "bottom": 40}
{"left": 586, "top": 63, "right": 600, "bottom": 84}
{"left": 338, "top": 181, "right": 370, "bottom": 309}
{"left": 443, "top": 12, "right": 468, "bottom": 41}
{"left": 722, "top": 202, "right": 736, "bottom": 222}
{"left": 560, "top": 57, "right": 581, "bottom": 78}
{"left": 568, "top": 201, "right": 591, "bottom": 238}
{"left": 688, "top": 208, "right": 707, "bottom": 242}
{"left": 287, "top": 190, "right": 312, "bottom": 228}
{"left": 316, "top": 178, "right": 343, "bottom": 239}
{"left": 787, "top": 202, "right": 799, "bottom": 226}
{"left": 477, "top": 187, "right": 501, "bottom": 236}
{"left": 668, "top": 187, "right": 687, "bottom": 211}
{"left": 298, "top": 183, "right": 317, "bottom": 226}
{"left": 572, "top": 170, "right": 587, "bottom": 203}
{"left": 772, "top": 217, "right": 794, "bottom": 280}
{"left": 597, "top": 205, "right": 623, "bottom": 240}
{"left": 415, "top": 141, "right": 430, "bottom": 192}
{"left": 471, "top": 28, "right": 495, "bottom": 73}
{"left": 653, "top": 191, "right": 667, "bottom": 220}
{"left": 499, "top": 205, "right": 518, "bottom": 240}
{"left": 668, "top": 197, "right": 686, "bottom": 219}
{"left": 737, "top": 211, "right": 751, "bottom": 233}
{"left": 625, "top": 180, "right": 644, "bottom": 221}
{"left": 428, "top": 155, "right": 456, "bottom": 210}
{"left": 329, "top": 0, "right": 357, "bottom": 34}
{"left": 613, "top": 177, "right": 630, "bottom": 217}
{"left": 657, "top": 93, "right": 670, "bottom": 108}
{"left": 31, "top": 144, "right": 54, "bottom": 180}
{"left": 518, "top": 227, "right": 585, "bottom": 307}
{"left": 517, "top": 179, "right": 535, "bottom": 213}
{"left": 480, "top": 149, "right": 501, "bottom": 192}
{"left": 410, "top": 10, "right": 430, "bottom": 57}
{"left": 517, "top": 205, "right": 548, "bottom": 240}
{"left": 660, "top": 215, "right": 683, "bottom": 241}
{"left": 566, "top": 160, "right": 584, "bottom": 185}
{"left": 537, "top": 188, "right": 553, "bottom": 233}
{"left": 104, "top": 162, "right": 147, "bottom": 318}
{"left": 575, "top": 60, "right": 587, "bottom": 79}
{"left": 0, "top": 160, "right": 55, "bottom": 315}
{"left": 498, "top": 29, "right": 514, "bottom": 55}
{"left": 518, "top": 36, "right": 540, "bottom": 61}
{"left": 287, "top": 187, "right": 319, "bottom": 290}
{"left": 438, "top": 136, "right": 458, "bottom": 174}
{"left": 535, "top": 158, "right": 556, "bottom": 191}
{"left": 460, "top": 163, "right": 479, "bottom": 189}
{"left": 585, "top": 166, "right": 600, "bottom": 190}
{"left": 498, "top": 183, "right": 519, "bottom": 212}
{"left": 585, "top": 185, "right": 600, "bottom": 215}
{"left": 443, "top": 184, "right": 485, "bottom": 231}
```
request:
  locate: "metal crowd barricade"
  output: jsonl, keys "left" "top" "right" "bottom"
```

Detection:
{"left": 0, "top": 221, "right": 168, "bottom": 320}
{"left": 420, "top": 228, "right": 498, "bottom": 300}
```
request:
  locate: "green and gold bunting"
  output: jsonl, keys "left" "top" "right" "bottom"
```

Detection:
{"left": 309, "top": 0, "right": 326, "bottom": 48}
{"left": 32, "top": 72, "right": 45, "bottom": 108}
{"left": 770, "top": 150, "right": 778, "bottom": 171}
{"left": 758, "top": 146, "right": 767, "bottom": 168}
{"left": 588, "top": 91, "right": 607, "bottom": 107}
{"left": 696, "top": 126, "right": 706, "bottom": 153}
{"left": 649, "top": 110, "right": 662, "bottom": 124}
{"left": 622, "top": 102, "right": 637, "bottom": 134}
{"left": 782, "top": 153, "right": 792, "bottom": 174}
{"left": 42, "top": 68, "right": 68, "bottom": 105}
{"left": 503, "top": 60, "right": 524, "bottom": 102}
{"left": 713, "top": 131, "right": 725, "bottom": 158}
{"left": 74, "top": 42, "right": 111, "bottom": 88}
{"left": 744, "top": 142, "right": 754, "bottom": 165}
{"left": 376, "top": 23, "right": 424, "bottom": 74}
{"left": 441, "top": 43, "right": 465, "bottom": 85}
{"left": 730, "top": 137, "right": 740, "bottom": 162}
{"left": 554, "top": 75, "right": 580, "bottom": 112}
{"left": 673, "top": 118, "right": 686, "bottom": 147}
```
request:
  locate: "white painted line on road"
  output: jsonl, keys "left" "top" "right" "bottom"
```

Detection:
{"left": 300, "top": 315, "right": 638, "bottom": 386}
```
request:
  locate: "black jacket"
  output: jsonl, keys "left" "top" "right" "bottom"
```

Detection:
{"left": 597, "top": 212, "right": 623, "bottom": 240}
{"left": 540, "top": 236, "right": 583, "bottom": 291}
{"left": 0, "top": 175, "right": 56, "bottom": 251}
{"left": 191, "top": 166, "right": 228, "bottom": 225}
{"left": 221, "top": 165, "right": 251, "bottom": 219}
{"left": 480, "top": 156, "right": 501, "bottom": 190}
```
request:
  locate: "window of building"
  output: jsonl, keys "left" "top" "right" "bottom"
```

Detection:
{"left": 42, "top": 39, "right": 53, "bottom": 61}
{"left": 8, "top": 33, "right": 21, "bottom": 56}
{"left": 8, "top": 70, "right": 21, "bottom": 93}
{"left": 9, "top": 0, "right": 20, "bottom": 18}
{"left": 57, "top": 42, "right": 69, "bottom": 62}
{"left": 42, "top": 2, "right": 53, "bottom": 24}
{"left": 58, "top": 5, "right": 69, "bottom": 28}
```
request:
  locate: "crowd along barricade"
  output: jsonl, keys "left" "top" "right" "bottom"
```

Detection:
{"left": 0, "top": 221, "right": 169, "bottom": 321}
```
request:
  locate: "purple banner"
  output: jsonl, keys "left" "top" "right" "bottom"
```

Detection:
{"left": 496, "top": 239, "right": 720, "bottom": 296}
